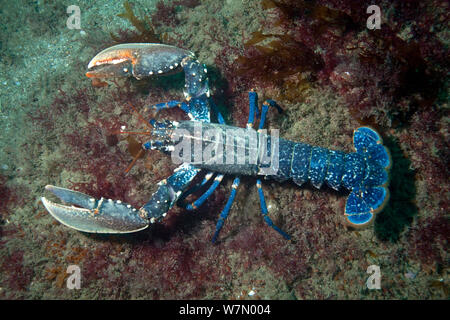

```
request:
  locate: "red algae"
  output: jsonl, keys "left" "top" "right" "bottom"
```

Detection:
{"left": 255, "top": 0, "right": 447, "bottom": 126}
{"left": 409, "top": 213, "right": 449, "bottom": 266}
{"left": 0, "top": 175, "right": 15, "bottom": 220}
{"left": 152, "top": 0, "right": 201, "bottom": 28}
{"left": 0, "top": 250, "right": 33, "bottom": 297}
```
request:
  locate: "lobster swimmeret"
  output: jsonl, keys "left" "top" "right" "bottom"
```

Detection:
{"left": 41, "top": 43, "right": 391, "bottom": 242}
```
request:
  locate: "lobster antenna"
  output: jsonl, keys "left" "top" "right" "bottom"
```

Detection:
{"left": 117, "top": 103, "right": 153, "bottom": 173}
{"left": 124, "top": 148, "right": 145, "bottom": 174}
{"left": 112, "top": 130, "right": 151, "bottom": 136}
{"left": 127, "top": 102, "right": 153, "bottom": 129}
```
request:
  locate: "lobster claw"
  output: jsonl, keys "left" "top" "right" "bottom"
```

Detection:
{"left": 41, "top": 185, "right": 149, "bottom": 233}
{"left": 86, "top": 43, "right": 195, "bottom": 80}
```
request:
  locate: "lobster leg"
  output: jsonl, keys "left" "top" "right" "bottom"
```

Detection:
{"left": 211, "top": 91, "right": 288, "bottom": 242}
{"left": 86, "top": 43, "right": 211, "bottom": 121}
{"left": 256, "top": 180, "right": 291, "bottom": 240}
{"left": 142, "top": 139, "right": 173, "bottom": 153}
{"left": 258, "top": 99, "right": 283, "bottom": 129}
{"left": 212, "top": 177, "right": 241, "bottom": 243}
{"left": 148, "top": 100, "right": 191, "bottom": 115}
{"left": 181, "top": 102, "right": 228, "bottom": 211}
{"left": 148, "top": 97, "right": 211, "bottom": 123}
{"left": 253, "top": 93, "right": 291, "bottom": 239}
{"left": 41, "top": 156, "right": 201, "bottom": 234}
{"left": 177, "top": 172, "right": 216, "bottom": 207}
{"left": 246, "top": 90, "right": 260, "bottom": 128}
{"left": 139, "top": 164, "right": 201, "bottom": 223}
{"left": 185, "top": 175, "right": 224, "bottom": 210}
{"left": 200, "top": 95, "right": 245, "bottom": 242}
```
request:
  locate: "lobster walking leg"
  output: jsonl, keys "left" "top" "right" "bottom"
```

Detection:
{"left": 255, "top": 93, "right": 290, "bottom": 239}
{"left": 185, "top": 175, "right": 224, "bottom": 210}
{"left": 149, "top": 100, "right": 188, "bottom": 112}
{"left": 210, "top": 92, "right": 260, "bottom": 242}
{"left": 247, "top": 90, "right": 260, "bottom": 128}
{"left": 256, "top": 180, "right": 290, "bottom": 240}
{"left": 212, "top": 91, "right": 289, "bottom": 242}
{"left": 212, "top": 177, "right": 241, "bottom": 243}
{"left": 259, "top": 99, "right": 283, "bottom": 129}
{"left": 177, "top": 172, "right": 216, "bottom": 207}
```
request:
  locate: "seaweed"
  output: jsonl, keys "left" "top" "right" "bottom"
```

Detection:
{"left": 0, "top": 174, "right": 24, "bottom": 221}
{"left": 262, "top": 0, "right": 358, "bottom": 35}
{"left": 233, "top": 32, "right": 323, "bottom": 102}
{"left": 111, "top": 1, "right": 161, "bottom": 43}
{"left": 151, "top": 0, "right": 201, "bottom": 28}
{"left": 236, "top": 32, "right": 323, "bottom": 83}
{"left": 260, "top": 0, "right": 447, "bottom": 127}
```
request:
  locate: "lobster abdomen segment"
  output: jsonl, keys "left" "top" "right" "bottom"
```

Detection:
{"left": 274, "top": 127, "right": 392, "bottom": 228}
{"left": 324, "top": 150, "right": 346, "bottom": 190}
{"left": 278, "top": 131, "right": 388, "bottom": 194}
{"left": 278, "top": 140, "right": 347, "bottom": 191}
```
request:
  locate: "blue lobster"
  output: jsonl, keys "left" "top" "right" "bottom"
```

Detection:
{"left": 41, "top": 43, "right": 391, "bottom": 242}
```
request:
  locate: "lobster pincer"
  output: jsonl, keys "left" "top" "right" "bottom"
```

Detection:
{"left": 86, "top": 43, "right": 195, "bottom": 80}
{"left": 42, "top": 163, "right": 201, "bottom": 234}
{"left": 86, "top": 43, "right": 209, "bottom": 99}
{"left": 41, "top": 185, "right": 149, "bottom": 233}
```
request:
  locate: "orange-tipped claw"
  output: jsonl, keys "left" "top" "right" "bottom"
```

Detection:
{"left": 86, "top": 43, "right": 194, "bottom": 80}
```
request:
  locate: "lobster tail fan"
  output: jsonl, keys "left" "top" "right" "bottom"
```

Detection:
{"left": 353, "top": 127, "right": 391, "bottom": 170}
{"left": 345, "top": 127, "right": 391, "bottom": 227}
{"left": 345, "top": 187, "right": 390, "bottom": 227}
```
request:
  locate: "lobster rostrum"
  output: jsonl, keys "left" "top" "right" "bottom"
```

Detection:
{"left": 41, "top": 43, "right": 391, "bottom": 242}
